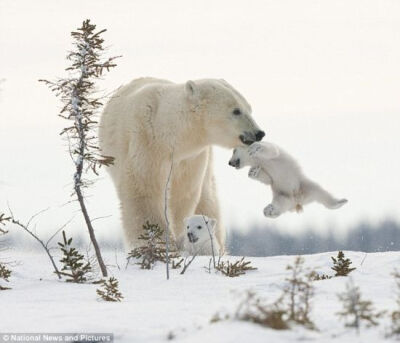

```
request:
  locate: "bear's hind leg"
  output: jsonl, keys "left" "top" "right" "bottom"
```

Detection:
{"left": 194, "top": 150, "right": 225, "bottom": 254}
{"left": 303, "top": 181, "right": 348, "bottom": 209}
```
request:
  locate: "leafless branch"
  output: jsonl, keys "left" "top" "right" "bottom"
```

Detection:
{"left": 180, "top": 253, "right": 198, "bottom": 275}
{"left": 202, "top": 215, "right": 216, "bottom": 269}
{"left": 90, "top": 214, "right": 112, "bottom": 223}
{"left": 45, "top": 217, "right": 75, "bottom": 248}
{"left": 6, "top": 207, "right": 62, "bottom": 279}
{"left": 164, "top": 151, "right": 174, "bottom": 280}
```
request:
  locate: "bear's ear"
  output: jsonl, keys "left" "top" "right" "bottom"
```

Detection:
{"left": 185, "top": 80, "right": 198, "bottom": 98}
{"left": 208, "top": 218, "right": 217, "bottom": 229}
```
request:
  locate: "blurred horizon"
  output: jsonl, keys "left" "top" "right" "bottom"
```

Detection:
{"left": 4, "top": 215, "right": 400, "bottom": 257}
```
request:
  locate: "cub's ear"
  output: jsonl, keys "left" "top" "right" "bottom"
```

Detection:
{"left": 208, "top": 218, "right": 217, "bottom": 229}
{"left": 185, "top": 80, "right": 198, "bottom": 98}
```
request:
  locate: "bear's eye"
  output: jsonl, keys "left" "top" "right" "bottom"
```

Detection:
{"left": 187, "top": 226, "right": 190, "bottom": 229}
{"left": 233, "top": 108, "right": 241, "bottom": 116}
{"left": 197, "top": 225, "right": 202, "bottom": 230}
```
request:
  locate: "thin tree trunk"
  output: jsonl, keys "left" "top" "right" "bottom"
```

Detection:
{"left": 75, "top": 184, "right": 108, "bottom": 277}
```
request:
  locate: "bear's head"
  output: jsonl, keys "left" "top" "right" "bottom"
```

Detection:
{"left": 185, "top": 79, "right": 265, "bottom": 148}
{"left": 184, "top": 214, "right": 217, "bottom": 249}
{"left": 228, "top": 146, "right": 251, "bottom": 169}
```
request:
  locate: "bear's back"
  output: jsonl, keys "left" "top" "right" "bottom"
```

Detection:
{"left": 117, "top": 77, "right": 173, "bottom": 98}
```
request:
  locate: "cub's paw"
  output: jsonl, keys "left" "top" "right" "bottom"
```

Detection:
{"left": 263, "top": 204, "right": 281, "bottom": 218}
{"left": 248, "top": 166, "right": 261, "bottom": 179}
{"left": 248, "top": 143, "right": 263, "bottom": 157}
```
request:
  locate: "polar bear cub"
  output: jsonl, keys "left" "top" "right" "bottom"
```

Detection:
{"left": 229, "top": 142, "right": 347, "bottom": 218}
{"left": 184, "top": 215, "right": 220, "bottom": 255}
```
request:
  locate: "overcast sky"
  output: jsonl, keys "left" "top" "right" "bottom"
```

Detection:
{"left": 0, "top": 0, "right": 399, "bottom": 240}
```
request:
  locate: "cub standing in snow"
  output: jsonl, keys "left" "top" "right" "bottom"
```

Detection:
{"left": 184, "top": 215, "right": 220, "bottom": 255}
{"left": 228, "top": 142, "right": 347, "bottom": 218}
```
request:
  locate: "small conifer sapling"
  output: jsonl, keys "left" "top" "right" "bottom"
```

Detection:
{"left": 58, "top": 230, "right": 92, "bottom": 283}
{"left": 96, "top": 277, "right": 123, "bottom": 302}
{"left": 0, "top": 263, "right": 11, "bottom": 290}
{"left": 331, "top": 251, "right": 356, "bottom": 277}
{"left": 127, "top": 222, "right": 181, "bottom": 270}
{"left": 215, "top": 257, "right": 257, "bottom": 278}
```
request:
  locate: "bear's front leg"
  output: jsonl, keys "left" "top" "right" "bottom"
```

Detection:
{"left": 263, "top": 194, "right": 294, "bottom": 218}
{"left": 117, "top": 159, "right": 167, "bottom": 251}
{"left": 195, "top": 150, "right": 225, "bottom": 254}
{"left": 169, "top": 151, "right": 209, "bottom": 251}
{"left": 248, "top": 142, "right": 280, "bottom": 160}
{"left": 248, "top": 166, "right": 272, "bottom": 185}
{"left": 119, "top": 188, "right": 165, "bottom": 251}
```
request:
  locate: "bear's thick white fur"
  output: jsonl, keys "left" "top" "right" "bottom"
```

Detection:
{"left": 184, "top": 215, "right": 220, "bottom": 256}
{"left": 229, "top": 142, "right": 347, "bottom": 218}
{"left": 99, "top": 77, "right": 263, "bottom": 252}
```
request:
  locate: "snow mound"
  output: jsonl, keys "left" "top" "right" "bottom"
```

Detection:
{"left": 1, "top": 251, "right": 399, "bottom": 342}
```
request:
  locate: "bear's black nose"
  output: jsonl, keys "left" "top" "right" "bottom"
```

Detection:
{"left": 255, "top": 130, "right": 265, "bottom": 141}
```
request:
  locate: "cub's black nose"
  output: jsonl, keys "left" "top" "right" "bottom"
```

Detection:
{"left": 255, "top": 130, "right": 265, "bottom": 141}
{"left": 187, "top": 232, "right": 198, "bottom": 243}
{"left": 228, "top": 159, "right": 240, "bottom": 168}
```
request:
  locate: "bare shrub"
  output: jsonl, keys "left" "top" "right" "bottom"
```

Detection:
{"left": 2, "top": 209, "right": 62, "bottom": 279}
{"left": 336, "top": 278, "right": 384, "bottom": 333}
{"left": 387, "top": 269, "right": 400, "bottom": 338}
{"left": 234, "top": 291, "right": 289, "bottom": 330}
{"left": 282, "top": 256, "right": 316, "bottom": 329}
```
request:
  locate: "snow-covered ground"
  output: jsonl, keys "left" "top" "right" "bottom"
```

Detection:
{"left": 1, "top": 250, "right": 399, "bottom": 342}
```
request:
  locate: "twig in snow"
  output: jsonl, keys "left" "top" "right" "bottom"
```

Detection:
{"left": 360, "top": 253, "right": 368, "bottom": 267}
{"left": 202, "top": 215, "right": 216, "bottom": 269}
{"left": 180, "top": 253, "right": 198, "bottom": 275}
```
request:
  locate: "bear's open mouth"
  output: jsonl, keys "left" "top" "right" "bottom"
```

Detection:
{"left": 239, "top": 134, "right": 255, "bottom": 145}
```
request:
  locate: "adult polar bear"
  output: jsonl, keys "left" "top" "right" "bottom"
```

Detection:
{"left": 99, "top": 77, "right": 264, "bottom": 252}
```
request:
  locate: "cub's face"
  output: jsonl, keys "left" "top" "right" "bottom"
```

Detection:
{"left": 185, "top": 79, "right": 265, "bottom": 149}
{"left": 228, "top": 146, "right": 251, "bottom": 169}
{"left": 184, "top": 215, "right": 217, "bottom": 248}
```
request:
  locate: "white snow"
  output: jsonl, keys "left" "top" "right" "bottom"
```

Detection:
{"left": 1, "top": 250, "right": 399, "bottom": 342}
